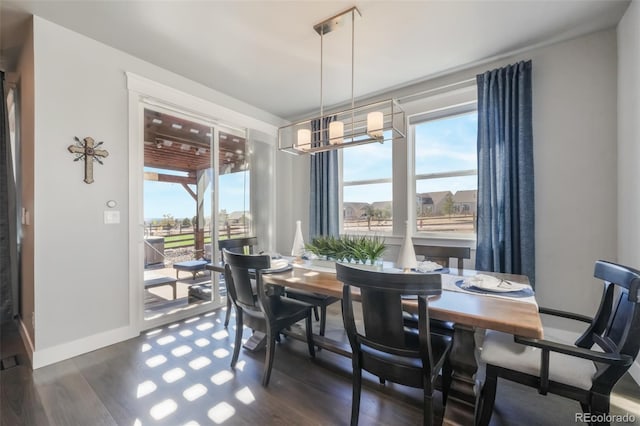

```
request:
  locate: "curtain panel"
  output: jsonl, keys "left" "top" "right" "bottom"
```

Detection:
{"left": 0, "top": 71, "right": 19, "bottom": 322}
{"left": 309, "top": 117, "right": 339, "bottom": 238}
{"left": 475, "top": 60, "right": 535, "bottom": 286}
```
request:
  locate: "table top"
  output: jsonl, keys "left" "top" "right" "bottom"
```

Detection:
{"left": 262, "top": 264, "right": 543, "bottom": 339}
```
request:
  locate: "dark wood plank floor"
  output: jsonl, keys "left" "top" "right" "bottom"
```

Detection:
{"left": 1, "top": 304, "right": 639, "bottom": 425}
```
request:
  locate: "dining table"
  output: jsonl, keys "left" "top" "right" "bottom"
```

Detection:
{"left": 260, "top": 261, "right": 544, "bottom": 426}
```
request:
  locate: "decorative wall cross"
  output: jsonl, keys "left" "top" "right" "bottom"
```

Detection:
{"left": 68, "top": 136, "right": 109, "bottom": 184}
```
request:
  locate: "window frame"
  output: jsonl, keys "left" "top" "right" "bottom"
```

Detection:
{"left": 338, "top": 82, "right": 478, "bottom": 244}
{"left": 410, "top": 102, "right": 478, "bottom": 241}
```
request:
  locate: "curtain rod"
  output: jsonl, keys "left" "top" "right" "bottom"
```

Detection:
{"left": 396, "top": 77, "right": 476, "bottom": 104}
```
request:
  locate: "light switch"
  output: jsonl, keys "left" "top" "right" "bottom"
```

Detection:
{"left": 104, "top": 210, "right": 120, "bottom": 224}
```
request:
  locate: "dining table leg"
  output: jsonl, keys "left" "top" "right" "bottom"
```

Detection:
{"left": 443, "top": 324, "right": 479, "bottom": 426}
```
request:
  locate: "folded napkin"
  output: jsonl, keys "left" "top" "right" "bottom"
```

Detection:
{"left": 463, "top": 274, "right": 528, "bottom": 292}
{"left": 269, "top": 258, "right": 289, "bottom": 270}
{"left": 415, "top": 260, "right": 444, "bottom": 272}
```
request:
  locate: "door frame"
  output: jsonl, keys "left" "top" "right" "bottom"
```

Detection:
{"left": 126, "top": 72, "right": 277, "bottom": 333}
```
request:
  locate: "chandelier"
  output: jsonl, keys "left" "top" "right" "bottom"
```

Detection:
{"left": 278, "top": 6, "right": 405, "bottom": 155}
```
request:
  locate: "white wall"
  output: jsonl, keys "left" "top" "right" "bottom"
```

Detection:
{"left": 617, "top": 0, "right": 640, "bottom": 382}
{"left": 30, "top": 17, "right": 283, "bottom": 364}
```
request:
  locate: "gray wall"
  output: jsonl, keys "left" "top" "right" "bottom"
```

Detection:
{"left": 617, "top": 0, "right": 640, "bottom": 377}
{"left": 25, "top": 16, "right": 282, "bottom": 363}
{"left": 276, "top": 29, "right": 619, "bottom": 318}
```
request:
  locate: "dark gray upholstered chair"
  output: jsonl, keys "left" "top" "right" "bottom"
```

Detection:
{"left": 478, "top": 260, "right": 640, "bottom": 426}
{"left": 336, "top": 263, "right": 452, "bottom": 426}
{"left": 218, "top": 237, "right": 258, "bottom": 327}
{"left": 223, "top": 249, "right": 315, "bottom": 387}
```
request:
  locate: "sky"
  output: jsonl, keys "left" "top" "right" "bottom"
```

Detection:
{"left": 144, "top": 169, "right": 249, "bottom": 221}
{"left": 144, "top": 111, "right": 477, "bottom": 219}
{"left": 343, "top": 112, "right": 478, "bottom": 203}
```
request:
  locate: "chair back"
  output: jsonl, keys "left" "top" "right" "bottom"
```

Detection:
{"left": 219, "top": 237, "right": 258, "bottom": 257}
{"left": 222, "top": 249, "right": 271, "bottom": 317}
{"left": 413, "top": 245, "right": 470, "bottom": 270}
{"left": 577, "top": 260, "right": 640, "bottom": 390}
{"left": 335, "top": 263, "right": 442, "bottom": 373}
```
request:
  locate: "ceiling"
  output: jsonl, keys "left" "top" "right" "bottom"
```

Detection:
{"left": 143, "top": 109, "right": 247, "bottom": 175}
{"left": 1, "top": 1, "right": 630, "bottom": 120}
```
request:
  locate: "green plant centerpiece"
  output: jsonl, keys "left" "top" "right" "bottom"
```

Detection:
{"left": 305, "top": 234, "right": 386, "bottom": 266}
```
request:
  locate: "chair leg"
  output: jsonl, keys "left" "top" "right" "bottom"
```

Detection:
{"left": 305, "top": 313, "right": 316, "bottom": 359}
{"left": 230, "top": 309, "right": 243, "bottom": 368}
{"left": 224, "top": 297, "right": 232, "bottom": 328}
{"left": 262, "top": 329, "right": 277, "bottom": 387}
{"left": 351, "top": 362, "right": 362, "bottom": 426}
{"left": 477, "top": 366, "right": 498, "bottom": 426}
{"left": 319, "top": 304, "right": 327, "bottom": 336}
{"left": 423, "top": 392, "right": 433, "bottom": 426}
{"left": 589, "top": 393, "right": 611, "bottom": 426}
{"left": 442, "top": 358, "right": 452, "bottom": 405}
{"left": 313, "top": 306, "right": 320, "bottom": 322}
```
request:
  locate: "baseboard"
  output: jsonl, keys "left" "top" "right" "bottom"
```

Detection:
{"left": 17, "top": 317, "right": 35, "bottom": 367}
{"left": 32, "top": 325, "right": 138, "bottom": 369}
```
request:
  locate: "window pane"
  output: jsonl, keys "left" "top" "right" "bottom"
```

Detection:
{"left": 415, "top": 111, "right": 477, "bottom": 237}
{"left": 415, "top": 113, "right": 477, "bottom": 175}
{"left": 343, "top": 142, "right": 392, "bottom": 182}
{"left": 343, "top": 182, "right": 392, "bottom": 234}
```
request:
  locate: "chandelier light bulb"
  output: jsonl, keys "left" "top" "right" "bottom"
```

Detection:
{"left": 329, "top": 121, "right": 344, "bottom": 145}
{"left": 367, "top": 111, "right": 384, "bottom": 139}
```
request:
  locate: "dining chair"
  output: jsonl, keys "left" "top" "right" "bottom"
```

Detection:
{"left": 413, "top": 245, "right": 471, "bottom": 271}
{"left": 478, "top": 260, "right": 640, "bottom": 426}
{"left": 284, "top": 287, "right": 340, "bottom": 337}
{"left": 223, "top": 249, "right": 316, "bottom": 387}
{"left": 218, "top": 237, "right": 258, "bottom": 327}
{"left": 336, "top": 263, "right": 452, "bottom": 426}
{"left": 407, "top": 245, "right": 472, "bottom": 335}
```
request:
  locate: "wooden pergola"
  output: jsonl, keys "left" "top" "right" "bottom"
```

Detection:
{"left": 143, "top": 109, "right": 247, "bottom": 258}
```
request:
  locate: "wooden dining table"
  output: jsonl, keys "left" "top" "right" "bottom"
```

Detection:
{"left": 261, "top": 263, "right": 543, "bottom": 426}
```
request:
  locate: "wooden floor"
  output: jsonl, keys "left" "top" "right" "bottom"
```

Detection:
{"left": 1, "top": 304, "right": 639, "bottom": 426}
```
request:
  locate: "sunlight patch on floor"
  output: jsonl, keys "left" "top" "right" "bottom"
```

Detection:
{"left": 212, "top": 330, "right": 228, "bottom": 340}
{"left": 208, "top": 402, "right": 235, "bottom": 424}
{"left": 189, "top": 356, "right": 211, "bottom": 370}
{"left": 146, "top": 354, "right": 167, "bottom": 368}
{"left": 211, "top": 370, "right": 234, "bottom": 385}
{"left": 163, "top": 367, "right": 186, "bottom": 383}
{"left": 136, "top": 380, "right": 157, "bottom": 398}
{"left": 171, "top": 345, "right": 192, "bottom": 357}
{"left": 183, "top": 383, "right": 208, "bottom": 402}
{"left": 150, "top": 399, "right": 177, "bottom": 420}
{"left": 235, "top": 386, "right": 255, "bottom": 405}
{"left": 213, "top": 348, "right": 229, "bottom": 358}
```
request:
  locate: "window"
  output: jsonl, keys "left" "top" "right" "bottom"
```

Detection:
{"left": 339, "top": 84, "right": 478, "bottom": 240}
{"left": 414, "top": 107, "right": 477, "bottom": 237}
{"left": 342, "top": 142, "right": 392, "bottom": 234}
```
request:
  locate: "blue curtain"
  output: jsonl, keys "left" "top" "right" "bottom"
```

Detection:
{"left": 1, "top": 71, "right": 19, "bottom": 322}
{"left": 309, "top": 117, "right": 339, "bottom": 238}
{"left": 475, "top": 61, "right": 535, "bottom": 287}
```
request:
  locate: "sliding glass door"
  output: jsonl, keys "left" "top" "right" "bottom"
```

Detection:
{"left": 141, "top": 104, "right": 250, "bottom": 323}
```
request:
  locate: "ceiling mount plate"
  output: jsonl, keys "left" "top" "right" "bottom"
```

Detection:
{"left": 313, "top": 6, "right": 361, "bottom": 35}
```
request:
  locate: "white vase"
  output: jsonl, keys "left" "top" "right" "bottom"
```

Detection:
{"left": 291, "top": 220, "right": 305, "bottom": 258}
{"left": 396, "top": 220, "right": 417, "bottom": 271}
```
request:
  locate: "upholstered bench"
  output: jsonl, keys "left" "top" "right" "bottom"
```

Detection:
{"left": 173, "top": 260, "right": 208, "bottom": 280}
{"left": 144, "top": 276, "right": 177, "bottom": 299}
